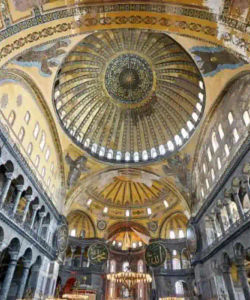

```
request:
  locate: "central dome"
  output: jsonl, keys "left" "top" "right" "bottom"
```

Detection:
{"left": 54, "top": 29, "right": 205, "bottom": 164}
{"left": 104, "top": 53, "right": 154, "bottom": 104}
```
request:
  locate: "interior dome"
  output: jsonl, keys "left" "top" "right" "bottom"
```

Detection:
{"left": 54, "top": 29, "right": 205, "bottom": 164}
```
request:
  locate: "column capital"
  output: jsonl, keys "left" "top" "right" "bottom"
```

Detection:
{"left": 71, "top": 246, "right": 76, "bottom": 253}
{"left": 9, "top": 250, "right": 19, "bottom": 260}
{"left": 5, "top": 172, "right": 13, "bottom": 180}
{"left": 25, "top": 194, "right": 33, "bottom": 202}
{"left": 32, "top": 204, "right": 40, "bottom": 211}
{"left": 231, "top": 186, "right": 240, "bottom": 195}
{"left": 39, "top": 211, "right": 46, "bottom": 218}
{"left": 22, "top": 259, "right": 32, "bottom": 269}
{"left": 16, "top": 184, "right": 24, "bottom": 192}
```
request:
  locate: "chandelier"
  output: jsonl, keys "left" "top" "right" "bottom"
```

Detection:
{"left": 107, "top": 272, "right": 152, "bottom": 290}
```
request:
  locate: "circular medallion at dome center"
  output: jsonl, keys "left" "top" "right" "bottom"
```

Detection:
{"left": 105, "top": 54, "right": 153, "bottom": 104}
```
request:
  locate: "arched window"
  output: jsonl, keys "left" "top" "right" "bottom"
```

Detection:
{"left": 110, "top": 260, "right": 116, "bottom": 273}
{"left": 33, "top": 122, "right": 40, "bottom": 139}
{"left": 175, "top": 281, "right": 184, "bottom": 295}
{"left": 8, "top": 110, "right": 15, "bottom": 126}
{"left": 203, "top": 163, "right": 207, "bottom": 174}
{"left": 218, "top": 124, "right": 224, "bottom": 139}
{"left": 137, "top": 260, "right": 144, "bottom": 273}
{"left": 27, "top": 143, "right": 33, "bottom": 156}
{"left": 217, "top": 157, "right": 221, "bottom": 170}
{"left": 170, "top": 230, "right": 175, "bottom": 239}
{"left": 179, "top": 230, "right": 185, "bottom": 238}
{"left": 40, "top": 131, "right": 46, "bottom": 151}
{"left": 18, "top": 127, "right": 25, "bottom": 142}
{"left": 41, "top": 167, "right": 46, "bottom": 178}
{"left": 207, "top": 147, "right": 212, "bottom": 162}
{"left": 233, "top": 128, "right": 239, "bottom": 143}
{"left": 228, "top": 112, "right": 234, "bottom": 125}
{"left": 173, "top": 258, "right": 181, "bottom": 270}
{"left": 45, "top": 148, "right": 50, "bottom": 161}
{"left": 123, "top": 261, "right": 129, "bottom": 272}
{"left": 35, "top": 155, "right": 40, "bottom": 168}
{"left": 24, "top": 111, "right": 31, "bottom": 124}
{"left": 206, "top": 179, "right": 210, "bottom": 189}
{"left": 211, "top": 169, "right": 215, "bottom": 181}
{"left": 70, "top": 229, "right": 76, "bottom": 237}
{"left": 243, "top": 111, "right": 250, "bottom": 126}
{"left": 211, "top": 132, "right": 219, "bottom": 153}
{"left": 224, "top": 144, "right": 230, "bottom": 157}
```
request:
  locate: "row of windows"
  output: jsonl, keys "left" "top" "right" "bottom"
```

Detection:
{"left": 7, "top": 110, "right": 56, "bottom": 193}
{"left": 169, "top": 229, "right": 185, "bottom": 239}
{"left": 200, "top": 110, "right": 249, "bottom": 197}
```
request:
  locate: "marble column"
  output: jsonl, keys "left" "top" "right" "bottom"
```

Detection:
{"left": 215, "top": 208, "right": 225, "bottom": 235}
{"left": 232, "top": 188, "right": 245, "bottom": 220}
{"left": 221, "top": 263, "right": 236, "bottom": 300}
{"left": 0, "top": 251, "right": 19, "bottom": 300}
{"left": 12, "top": 184, "right": 24, "bottom": 216}
{"left": 210, "top": 216, "right": 218, "bottom": 240}
{"left": 235, "top": 259, "right": 250, "bottom": 300}
{"left": 22, "top": 195, "right": 32, "bottom": 224}
{"left": 0, "top": 172, "right": 13, "bottom": 208}
{"left": 80, "top": 247, "right": 85, "bottom": 267}
{"left": 16, "top": 260, "right": 31, "bottom": 299}
{"left": 70, "top": 246, "right": 76, "bottom": 266}
{"left": 30, "top": 205, "right": 40, "bottom": 229}
{"left": 37, "top": 212, "right": 46, "bottom": 235}
{"left": 224, "top": 198, "right": 234, "bottom": 226}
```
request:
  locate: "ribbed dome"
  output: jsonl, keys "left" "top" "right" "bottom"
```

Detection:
{"left": 54, "top": 29, "right": 205, "bottom": 164}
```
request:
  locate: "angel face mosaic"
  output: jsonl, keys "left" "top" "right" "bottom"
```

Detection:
{"left": 54, "top": 29, "right": 205, "bottom": 164}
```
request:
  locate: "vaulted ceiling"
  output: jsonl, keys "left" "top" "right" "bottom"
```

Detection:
{"left": 0, "top": 0, "right": 249, "bottom": 238}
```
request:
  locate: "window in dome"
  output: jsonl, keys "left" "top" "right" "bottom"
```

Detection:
{"left": 27, "top": 143, "right": 33, "bottom": 156}
{"left": 233, "top": 128, "right": 239, "bottom": 143}
{"left": 151, "top": 147, "right": 157, "bottom": 158}
{"left": 18, "top": 127, "right": 25, "bottom": 142}
{"left": 181, "top": 128, "right": 189, "bottom": 139}
{"left": 123, "top": 262, "right": 129, "bottom": 272}
{"left": 125, "top": 209, "right": 130, "bottom": 217}
{"left": 91, "top": 143, "right": 97, "bottom": 153}
{"left": 243, "top": 111, "right": 250, "bottom": 126}
{"left": 99, "top": 147, "right": 105, "bottom": 157}
{"left": 198, "top": 92, "right": 204, "bottom": 102}
{"left": 125, "top": 152, "right": 130, "bottom": 161}
{"left": 207, "top": 147, "right": 212, "bottom": 162}
{"left": 203, "top": 163, "right": 207, "bottom": 174}
{"left": 107, "top": 149, "right": 113, "bottom": 160}
{"left": 217, "top": 157, "right": 222, "bottom": 170}
{"left": 192, "top": 112, "right": 198, "bottom": 122}
{"left": 187, "top": 121, "right": 194, "bottom": 131}
{"left": 225, "top": 144, "right": 230, "bottom": 157}
{"left": 228, "top": 112, "right": 234, "bottom": 125}
{"left": 199, "top": 80, "right": 204, "bottom": 89}
{"left": 159, "top": 145, "right": 166, "bottom": 155}
{"left": 142, "top": 150, "right": 148, "bottom": 161}
{"left": 173, "top": 250, "right": 177, "bottom": 256}
{"left": 196, "top": 103, "right": 202, "bottom": 112}
{"left": 163, "top": 200, "right": 169, "bottom": 208}
{"left": 103, "top": 207, "right": 108, "bottom": 214}
{"left": 218, "top": 124, "right": 224, "bottom": 140}
{"left": 170, "top": 230, "right": 175, "bottom": 239}
{"left": 147, "top": 207, "right": 152, "bottom": 215}
{"left": 167, "top": 141, "right": 174, "bottom": 151}
{"left": 84, "top": 138, "right": 90, "bottom": 148}
{"left": 116, "top": 151, "right": 122, "bottom": 161}
{"left": 174, "top": 135, "right": 182, "bottom": 146}
{"left": 40, "top": 131, "right": 46, "bottom": 151}
{"left": 179, "top": 230, "right": 185, "bottom": 238}
{"left": 175, "top": 281, "right": 184, "bottom": 295}
{"left": 70, "top": 229, "right": 76, "bottom": 237}
{"left": 8, "top": 111, "right": 16, "bottom": 126}
{"left": 133, "top": 152, "right": 139, "bottom": 162}
{"left": 24, "top": 111, "right": 31, "bottom": 124}
{"left": 211, "top": 132, "right": 219, "bottom": 153}
{"left": 87, "top": 199, "right": 92, "bottom": 206}
{"left": 33, "top": 122, "right": 40, "bottom": 139}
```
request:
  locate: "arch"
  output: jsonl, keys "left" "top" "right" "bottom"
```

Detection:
{"left": 67, "top": 210, "right": 96, "bottom": 238}
{"left": 159, "top": 212, "right": 188, "bottom": 239}
{"left": 107, "top": 221, "right": 149, "bottom": 240}
{"left": 8, "top": 237, "right": 21, "bottom": 252}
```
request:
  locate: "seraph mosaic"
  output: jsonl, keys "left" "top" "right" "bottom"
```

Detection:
{"left": 12, "top": 39, "right": 70, "bottom": 77}
{"left": 190, "top": 46, "right": 245, "bottom": 77}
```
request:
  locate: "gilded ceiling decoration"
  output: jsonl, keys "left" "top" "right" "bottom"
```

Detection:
{"left": 54, "top": 29, "right": 205, "bottom": 164}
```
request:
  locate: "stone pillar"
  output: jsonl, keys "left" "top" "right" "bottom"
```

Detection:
{"left": 22, "top": 195, "right": 32, "bottom": 224}
{"left": 80, "top": 247, "right": 85, "bottom": 267}
{"left": 12, "top": 184, "right": 24, "bottom": 216}
{"left": 235, "top": 259, "right": 250, "bottom": 300}
{"left": 210, "top": 216, "right": 218, "bottom": 240}
{"left": 0, "top": 251, "right": 19, "bottom": 300}
{"left": 70, "top": 246, "right": 76, "bottom": 266}
{"left": 224, "top": 198, "right": 234, "bottom": 226}
{"left": 241, "top": 175, "right": 250, "bottom": 199}
{"left": 232, "top": 188, "right": 245, "bottom": 220}
{"left": 0, "top": 172, "right": 13, "bottom": 208}
{"left": 221, "top": 263, "right": 236, "bottom": 300}
{"left": 215, "top": 208, "right": 225, "bottom": 235}
{"left": 37, "top": 212, "right": 46, "bottom": 235}
{"left": 30, "top": 205, "right": 40, "bottom": 229}
{"left": 16, "top": 260, "right": 31, "bottom": 299}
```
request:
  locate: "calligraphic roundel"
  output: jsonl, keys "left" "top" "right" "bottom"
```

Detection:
{"left": 145, "top": 242, "right": 166, "bottom": 267}
{"left": 88, "top": 242, "right": 109, "bottom": 265}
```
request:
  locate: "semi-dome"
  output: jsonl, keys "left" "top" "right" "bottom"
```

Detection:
{"left": 54, "top": 29, "right": 205, "bottom": 164}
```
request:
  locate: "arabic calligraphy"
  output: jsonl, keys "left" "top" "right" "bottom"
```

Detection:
{"left": 88, "top": 242, "right": 109, "bottom": 265}
{"left": 145, "top": 242, "right": 166, "bottom": 267}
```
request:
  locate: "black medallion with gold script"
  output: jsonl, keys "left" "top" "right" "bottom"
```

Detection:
{"left": 145, "top": 242, "right": 166, "bottom": 267}
{"left": 88, "top": 242, "right": 109, "bottom": 265}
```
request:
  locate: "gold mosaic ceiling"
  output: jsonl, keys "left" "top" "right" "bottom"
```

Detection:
{"left": 54, "top": 29, "right": 205, "bottom": 164}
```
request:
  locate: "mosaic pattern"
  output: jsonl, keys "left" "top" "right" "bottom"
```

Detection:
{"left": 54, "top": 29, "right": 205, "bottom": 164}
{"left": 105, "top": 54, "right": 153, "bottom": 105}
